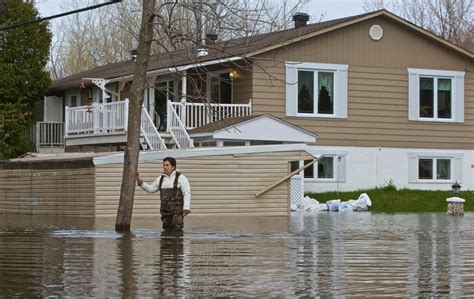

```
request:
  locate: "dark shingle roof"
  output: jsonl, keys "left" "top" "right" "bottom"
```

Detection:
{"left": 47, "top": 9, "right": 474, "bottom": 94}
{"left": 48, "top": 12, "right": 371, "bottom": 93}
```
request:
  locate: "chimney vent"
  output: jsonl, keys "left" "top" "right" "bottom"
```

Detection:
{"left": 293, "top": 12, "right": 309, "bottom": 28}
{"left": 206, "top": 32, "right": 218, "bottom": 45}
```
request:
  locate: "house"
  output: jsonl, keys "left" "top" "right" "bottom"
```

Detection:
{"left": 35, "top": 9, "right": 474, "bottom": 193}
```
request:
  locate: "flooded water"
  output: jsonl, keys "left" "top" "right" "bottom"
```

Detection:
{"left": 1, "top": 212, "right": 474, "bottom": 297}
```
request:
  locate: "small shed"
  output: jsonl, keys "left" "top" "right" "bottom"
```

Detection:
{"left": 0, "top": 144, "right": 319, "bottom": 217}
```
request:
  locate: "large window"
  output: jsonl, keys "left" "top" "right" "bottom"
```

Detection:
{"left": 408, "top": 68, "right": 464, "bottom": 123}
{"left": 419, "top": 77, "right": 452, "bottom": 119}
{"left": 302, "top": 156, "right": 344, "bottom": 182}
{"left": 418, "top": 158, "right": 451, "bottom": 181}
{"left": 318, "top": 156, "right": 334, "bottom": 178}
{"left": 286, "top": 62, "right": 348, "bottom": 118}
{"left": 408, "top": 152, "right": 462, "bottom": 183}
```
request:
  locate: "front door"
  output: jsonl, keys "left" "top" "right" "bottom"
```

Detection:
{"left": 208, "top": 71, "right": 232, "bottom": 104}
{"left": 154, "top": 80, "right": 176, "bottom": 131}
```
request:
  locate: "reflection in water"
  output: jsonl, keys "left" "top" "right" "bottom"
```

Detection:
{"left": 118, "top": 233, "right": 138, "bottom": 299}
{"left": 159, "top": 231, "right": 185, "bottom": 297}
{"left": 1, "top": 213, "right": 474, "bottom": 296}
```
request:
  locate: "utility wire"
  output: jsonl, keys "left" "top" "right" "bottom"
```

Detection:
{"left": 0, "top": 0, "right": 122, "bottom": 31}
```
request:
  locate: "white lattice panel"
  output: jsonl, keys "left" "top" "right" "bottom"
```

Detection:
{"left": 291, "top": 176, "right": 304, "bottom": 208}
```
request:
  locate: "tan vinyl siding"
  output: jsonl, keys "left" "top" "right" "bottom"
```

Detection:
{"left": 95, "top": 151, "right": 310, "bottom": 217}
{"left": 251, "top": 16, "right": 474, "bottom": 149}
{"left": 0, "top": 167, "right": 95, "bottom": 216}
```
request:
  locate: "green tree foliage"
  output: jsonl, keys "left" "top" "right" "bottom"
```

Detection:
{"left": 0, "top": 103, "right": 34, "bottom": 159}
{"left": 0, "top": 0, "right": 52, "bottom": 159}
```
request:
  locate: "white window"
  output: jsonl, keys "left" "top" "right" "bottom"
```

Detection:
{"left": 66, "top": 92, "right": 80, "bottom": 107}
{"left": 418, "top": 158, "right": 451, "bottom": 180}
{"left": 286, "top": 62, "right": 348, "bottom": 118}
{"left": 408, "top": 152, "right": 463, "bottom": 183}
{"left": 301, "top": 155, "right": 346, "bottom": 182}
{"left": 408, "top": 68, "right": 464, "bottom": 123}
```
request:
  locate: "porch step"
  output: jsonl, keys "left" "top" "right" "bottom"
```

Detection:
{"left": 159, "top": 132, "right": 177, "bottom": 149}
{"left": 139, "top": 131, "right": 177, "bottom": 150}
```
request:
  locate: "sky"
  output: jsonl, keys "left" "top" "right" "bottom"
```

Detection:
{"left": 35, "top": 0, "right": 367, "bottom": 24}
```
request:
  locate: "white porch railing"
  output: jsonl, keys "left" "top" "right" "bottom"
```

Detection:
{"left": 65, "top": 100, "right": 129, "bottom": 136}
{"left": 167, "top": 100, "right": 194, "bottom": 149}
{"left": 170, "top": 99, "right": 252, "bottom": 130}
{"left": 140, "top": 106, "right": 166, "bottom": 150}
{"left": 34, "top": 121, "right": 64, "bottom": 151}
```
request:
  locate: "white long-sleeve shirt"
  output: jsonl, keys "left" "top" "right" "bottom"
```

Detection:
{"left": 140, "top": 170, "right": 191, "bottom": 210}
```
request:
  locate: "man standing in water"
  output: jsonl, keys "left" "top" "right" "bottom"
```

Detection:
{"left": 136, "top": 157, "right": 191, "bottom": 231}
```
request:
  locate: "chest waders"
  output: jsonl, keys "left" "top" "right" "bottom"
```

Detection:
{"left": 159, "top": 172, "right": 184, "bottom": 232}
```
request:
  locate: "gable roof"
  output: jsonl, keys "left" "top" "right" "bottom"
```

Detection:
{"left": 49, "top": 13, "right": 361, "bottom": 92}
{"left": 246, "top": 9, "right": 474, "bottom": 58}
{"left": 49, "top": 9, "right": 473, "bottom": 93}
{"left": 188, "top": 113, "right": 317, "bottom": 143}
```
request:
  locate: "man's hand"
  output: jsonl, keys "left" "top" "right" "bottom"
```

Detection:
{"left": 136, "top": 173, "right": 143, "bottom": 186}
{"left": 182, "top": 209, "right": 191, "bottom": 217}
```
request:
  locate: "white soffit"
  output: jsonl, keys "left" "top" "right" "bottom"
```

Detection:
{"left": 213, "top": 115, "right": 316, "bottom": 142}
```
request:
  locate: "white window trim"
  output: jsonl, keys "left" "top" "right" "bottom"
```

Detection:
{"left": 408, "top": 152, "right": 463, "bottom": 184}
{"left": 206, "top": 68, "right": 233, "bottom": 104}
{"left": 303, "top": 151, "right": 347, "bottom": 183}
{"left": 286, "top": 62, "right": 348, "bottom": 119}
{"left": 417, "top": 157, "right": 452, "bottom": 182}
{"left": 65, "top": 90, "right": 80, "bottom": 108}
{"left": 407, "top": 68, "right": 465, "bottom": 123}
{"left": 316, "top": 156, "right": 337, "bottom": 182}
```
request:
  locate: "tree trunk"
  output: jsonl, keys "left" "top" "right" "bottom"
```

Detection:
{"left": 115, "top": 0, "right": 156, "bottom": 232}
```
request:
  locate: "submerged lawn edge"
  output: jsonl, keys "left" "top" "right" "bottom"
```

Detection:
{"left": 305, "top": 189, "right": 473, "bottom": 213}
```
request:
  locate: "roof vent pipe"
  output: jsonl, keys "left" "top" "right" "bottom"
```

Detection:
{"left": 293, "top": 12, "right": 309, "bottom": 28}
{"left": 196, "top": 48, "right": 209, "bottom": 57}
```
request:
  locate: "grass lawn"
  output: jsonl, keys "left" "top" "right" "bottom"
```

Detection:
{"left": 305, "top": 188, "right": 474, "bottom": 213}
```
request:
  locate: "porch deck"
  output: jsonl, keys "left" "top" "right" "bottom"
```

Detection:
{"left": 35, "top": 99, "right": 252, "bottom": 152}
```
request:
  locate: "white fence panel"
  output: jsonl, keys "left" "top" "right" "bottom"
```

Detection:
{"left": 291, "top": 176, "right": 304, "bottom": 209}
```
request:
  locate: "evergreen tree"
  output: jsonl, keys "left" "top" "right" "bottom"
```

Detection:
{"left": 0, "top": 0, "right": 52, "bottom": 159}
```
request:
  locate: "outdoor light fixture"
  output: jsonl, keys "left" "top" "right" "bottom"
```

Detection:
{"left": 229, "top": 69, "right": 237, "bottom": 78}
{"left": 451, "top": 181, "right": 461, "bottom": 196}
